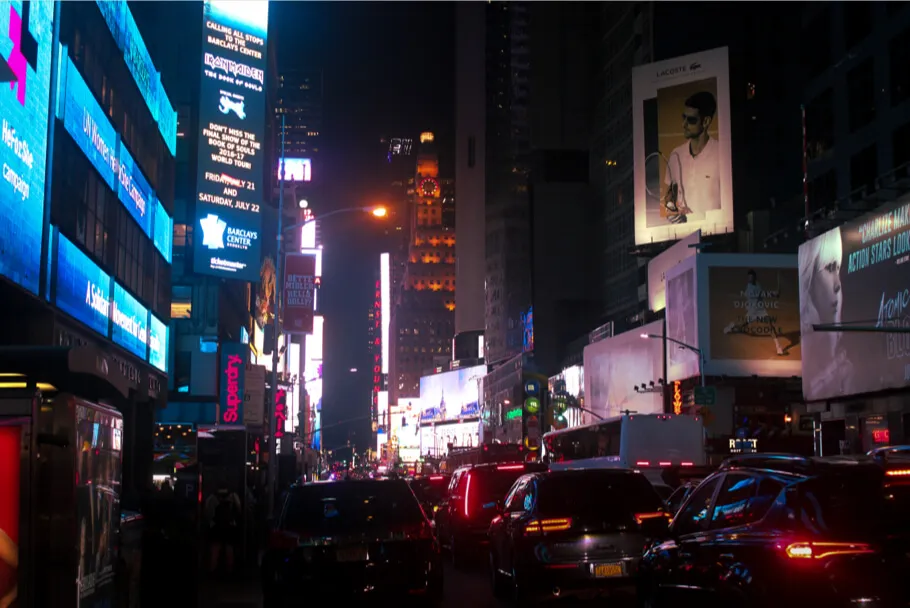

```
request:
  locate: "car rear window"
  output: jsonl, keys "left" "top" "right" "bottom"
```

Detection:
{"left": 797, "top": 469, "right": 910, "bottom": 538}
{"left": 470, "top": 465, "right": 543, "bottom": 504}
{"left": 283, "top": 481, "right": 424, "bottom": 535}
{"left": 538, "top": 472, "right": 664, "bottom": 516}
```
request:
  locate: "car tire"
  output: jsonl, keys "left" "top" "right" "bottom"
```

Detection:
{"left": 490, "top": 551, "right": 507, "bottom": 599}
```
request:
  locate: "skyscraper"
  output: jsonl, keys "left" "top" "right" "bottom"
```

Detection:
{"left": 276, "top": 70, "right": 323, "bottom": 161}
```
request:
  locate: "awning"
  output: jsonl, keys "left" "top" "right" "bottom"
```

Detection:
{"left": 0, "top": 345, "right": 130, "bottom": 403}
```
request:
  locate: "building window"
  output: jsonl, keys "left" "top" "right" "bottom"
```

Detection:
{"left": 808, "top": 170, "right": 837, "bottom": 212}
{"left": 843, "top": 2, "right": 873, "bottom": 50}
{"left": 171, "top": 285, "right": 192, "bottom": 319}
{"left": 890, "top": 25, "right": 910, "bottom": 107}
{"left": 847, "top": 58, "right": 876, "bottom": 132}
{"left": 850, "top": 144, "right": 878, "bottom": 194}
{"left": 892, "top": 121, "right": 910, "bottom": 170}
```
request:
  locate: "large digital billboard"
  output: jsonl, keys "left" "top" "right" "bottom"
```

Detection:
{"left": 648, "top": 229, "right": 700, "bottom": 312}
{"left": 111, "top": 283, "right": 148, "bottom": 360}
{"left": 583, "top": 321, "right": 664, "bottom": 419}
{"left": 116, "top": 143, "right": 154, "bottom": 237}
{"left": 153, "top": 198, "right": 173, "bottom": 263}
{"left": 193, "top": 0, "right": 269, "bottom": 282}
{"left": 277, "top": 157, "right": 311, "bottom": 182}
{"left": 418, "top": 365, "right": 486, "bottom": 423}
{"left": 1, "top": 0, "right": 55, "bottom": 295}
{"left": 55, "top": 233, "right": 112, "bottom": 337}
{"left": 799, "top": 196, "right": 910, "bottom": 402}
{"left": 148, "top": 313, "right": 168, "bottom": 373}
{"left": 632, "top": 47, "right": 733, "bottom": 245}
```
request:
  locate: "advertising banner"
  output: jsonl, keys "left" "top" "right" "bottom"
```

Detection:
{"left": 648, "top": 229, "right": 701, "bottom": 311}
{"left": 1, "top": 0, "right": 55, "bottom": 295}
{"left": 632, "top": 47, "right": 734, "bottom": 245}
{"left": 147, "top": 313, "right": 168, "bottom": 374}
{"left": 583, "top": 320, "right": 664, "bottom": 419}
{"left": 243, "top": 363, "right": 266, "bottom": 427}
{"left": 277, "top": 158, "right": 311, "bottom": 182}
{"left": 55, "top": 233, "right": 112, "bottom": 338}
{"left": 419, "top": 365, "right": 486, "bottom": 423}
{"left": 219, "top": 342, "right": 246, "bottom": 425}
{"left": 282, "top": 253, "right": 316, "bottom": 334}
{"left": 0, "top": 425, "right": 20, "bottom": 608}
{"left": 709, "top": 266, "right": 801, "bottom": 362}
{"left": 666, "top": 263, "right": 700, "bottom": 381}
{"left": 111, "top": 283, "right": 148, "bottom": 360}
{"left": 75, "top": 403, "right": 122, "bottom": 607}
{"left": 153, "top": 199, "right": 173, "bottom": 263}
{"left": 193, "top": 0, "right": 269, "bottom": 282}
{"left": 419, "top": 420, "right": 481, "bottom": 457}
{"left": 799, "top": 196, "right": 910, "bottom": 401}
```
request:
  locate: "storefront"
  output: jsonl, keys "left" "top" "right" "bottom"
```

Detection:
{"left": 797, "top": 195, "right": 910, "bottom": 454}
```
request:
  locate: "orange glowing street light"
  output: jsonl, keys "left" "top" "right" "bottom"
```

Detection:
{"left": 370, "top": 206, "right": 388, "bottom": 218}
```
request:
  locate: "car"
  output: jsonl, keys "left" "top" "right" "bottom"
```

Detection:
{"left": 638, "top": 453, "right": 910, "bottom": 608}
{"left": 261, "top": 479, "right": 443, "bottom": 605}
{"left": 408, "top": 474, "right": 451, "bottom": 519}
{"left": 487, "top": 468, "right": 670, "bottom": 602}
{"left": 434, "top": 461, "right": 548, "bottom": 568}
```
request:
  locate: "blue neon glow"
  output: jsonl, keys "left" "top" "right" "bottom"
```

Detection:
{"left": 55, "top": 232, "right": 111, "bottom": 337}
{"left": 153, "top": 198, "right": 172, "bottom": 263}
{"left": 0, "top": 0, "right": 55, "bottom": 294}
{"left": 60, "top": 56, "right": 118, "bottom": 189}
{"left": 148, "top": 312, "right": 168, "bottom": 373}
{"left": 111, "top": 283, "right": 148, "bottom": 360}
{"left": 116, "top": 143, "right": 153, "bottom": 236}
{"left": 94, "top": 0, "right": 176, "bottom": 156}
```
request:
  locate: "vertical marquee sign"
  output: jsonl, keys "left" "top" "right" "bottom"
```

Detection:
{"left": 220, "top": 342, "right": 246, "bottom": 425}
{"left": 372, "top": 278, "right": 382, "bottom": 428}
{"left": 194, "top": 0, "right": 269, "bottom": 282}
{"left": 282, "top": 253, "right": 316, "bottom": 334}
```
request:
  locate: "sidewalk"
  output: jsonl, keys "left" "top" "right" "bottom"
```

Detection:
{"left": 199, "top": 573, "right": 262, "bottom": 608}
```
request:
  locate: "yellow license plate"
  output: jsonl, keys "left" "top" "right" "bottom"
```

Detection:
{"left": 593, "top": 562, "right": 623, "bottom": 578}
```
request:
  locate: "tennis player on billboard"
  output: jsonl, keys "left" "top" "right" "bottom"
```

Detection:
{"left": 633, "top": 47, "right": 734, "bottom": 245}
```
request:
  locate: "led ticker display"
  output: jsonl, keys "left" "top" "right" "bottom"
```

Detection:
{"left": 0, "top": 0, "right": 55, "bottom": 295}
{"left": 111, "top": 283, "right": 149, "bottom": 360}
{"left": 153, "top": 198, "right": 173, "bottom": 263}
{"left": 148, "top": 313, "right": 168, "bottom": 373}
{"left": 94, "top": 0, "right": 177, "bottom": 156}
{"left": 193, "top": 0, "right": 269, "bottom": 282}
{"left": 116, "top": 143, "right": 154, "bottom": 236}
{"left": 55, "top": 232, "right": 111, "bottom": 338}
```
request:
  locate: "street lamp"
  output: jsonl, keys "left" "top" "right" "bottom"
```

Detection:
{"left": 640, "top": 333, "right": 706, "bottom": 388}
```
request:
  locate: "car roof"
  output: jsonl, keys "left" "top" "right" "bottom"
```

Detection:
{"left": 717, "top": 452, "right": 907, "bottom": 478}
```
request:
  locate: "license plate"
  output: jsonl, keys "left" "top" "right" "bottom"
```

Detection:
{"left": 336, "top": 547, "right": 368, "bottom": 562}
{"left": 592, "top": 562, "right": 623, "bottom": 578}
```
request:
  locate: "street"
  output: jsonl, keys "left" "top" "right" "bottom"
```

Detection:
{"left": 199, "top": 559, "right": 619, "bottom": 607}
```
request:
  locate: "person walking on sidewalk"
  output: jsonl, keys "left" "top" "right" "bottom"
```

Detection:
{"left": 204, "top": 485, "right": 241, "bottom": 576}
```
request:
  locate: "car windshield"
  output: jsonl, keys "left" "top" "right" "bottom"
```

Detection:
{"left": 283, "top": 481, "right": 424, "bottom": 536}
{"left": 538, "top": 472, "right": 664, "bottom": 517}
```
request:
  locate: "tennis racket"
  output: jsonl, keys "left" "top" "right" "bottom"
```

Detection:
{"left": 644, "top": 151, "right": 689, "bottom": 224}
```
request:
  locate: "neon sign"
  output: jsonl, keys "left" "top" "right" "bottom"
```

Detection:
{"left": 372, "top": 279, "right": 381, "bottom": 424}
{"left": 672, "top": 381, "right": 682, "bottom": 415}
{"left": 222, "top": 354, "right": 242, "bottom": 423}
{"left": 274, "top": 387, "right": 287, "bottom": 438}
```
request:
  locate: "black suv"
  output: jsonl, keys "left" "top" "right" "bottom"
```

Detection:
{"left": 638, "top": 453, "right": 910, "bottom": 607}
{"left": 434, "top": 461, "right": 548, "bottom": 567}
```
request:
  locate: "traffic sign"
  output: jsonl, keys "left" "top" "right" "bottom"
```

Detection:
{"left": 694, "top": 386, "right": 716, "bottom": 406}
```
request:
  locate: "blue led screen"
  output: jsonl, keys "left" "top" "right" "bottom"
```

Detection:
{"left": 60, "top": 56, "right": 118, "bottom": 189}
{"left": 55, "top": 232, "right": 111, "bottom": 337}
{"left": 116, "top": 143, "right": 154, "bottom": 237}
{"left": 111, "top": 283, "right": 148, "bottom": 360}
{"left": 153, "top": 198, "right": 172, "bottom": 263}
{"left": 0, "top": 0, "right": 55, "bottom": 294}
{"left": 193, "top": 0, "right": 269, "bottom": 282}
{"left": 148, "top": 312, "right": 168, "bottom": 373}
{"left": 94, "top": 0, "right": 176, "bottom": 156}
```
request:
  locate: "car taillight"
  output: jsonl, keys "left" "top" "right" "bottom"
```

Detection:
{"left": 634, "top": 512, "right": 671, "bottom": 525}
{"left": 524, "top": 518, "right": 572, "bottom": 536}
{"left": 496, "top": 464, "right": 524, "bottom": 471}
{"left": 636, "top": 461, "right": 650, "bottom": 467}
{"left": 784, "top": 542, "right": 874, "bottom": 560}
{"left": 464, "top": 472, "right": 473, "bottom": 518}
{"left": 886, "top": 469, "right": 910, "bottom": 477}
{"left": 269, "top": 530, "right": 300, "bottom": 551}
{"left": 681, "top": 462, "right": 694, "bottom": 467}
{"left": 429, "top": 475, "right": 445, "bottom": 480}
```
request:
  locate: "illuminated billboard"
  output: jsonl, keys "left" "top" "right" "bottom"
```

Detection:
{"left": 799, "top": 197, "right": 910, "bottom": 401}
{"left": 583, "top": 321, "right": 664, "bottom": 419}
{"left": 111, "top": 283, "right": 149, "bottom": 360}
{"left": 380, "top": 253, "right": 390, "bottom": 373}
{"left": 153, "top": 199, "right": 173, "bottom": 263}
{"left": 148, "top": 313, "right": 168, "bottom": 374}
{"left": 304, "top": 315, "right": 323, "bottom": 448}
{"left": 282, "top": 253, "right": 316, "bottom": 334}
{"left": 55, "top": 233, "right": 111, "bottom": 337}
{"left": 418, "top": 365, "right": 486, "bottom": 423}
{"left": 371, "top": 277, "right": 382, "bottom": 426}
{"left": 632, "top": 47, "right": 733, "bottom": 245}
{"left": 277, "top": 157, "right": 311, "bottom": 182}
{"left": 193, "top": 0, "right": 269, "bottom": 282}
{"left": 419, "top": 419, "right": 480, "bottom": 457}
{"left": 648, "top": 229, "right": 700, "bottom": 312}
{"left": 0, "top": 0, "right": 55, "bottom": 295}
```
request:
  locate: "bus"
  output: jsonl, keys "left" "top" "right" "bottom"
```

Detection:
{"left": 543, "top": 413, "right": 705, "bottom": 472}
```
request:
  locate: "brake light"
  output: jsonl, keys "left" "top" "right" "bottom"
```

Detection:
{"left": 496, "top": 464, "right": 524, "bottom": 471}
{"left": 886, "top": 469, "right": 910, "bottom": 477}
{"left": 681, "top": 462, "right": 694, "bottom": 467}
{"left": 429, "top": 475, "right": 445, "bottom": 480}
{"left": 635, "top": 512, "right": 670, "bottom": 525}
{"left": 464, "top": 472, "right": 472, "bottom": 518}
{"left": 524, "top": 518, "right": 572, "bottom": 535}
{"left": 636, "top": 461, "right": 650, "bottom": 467}
{"left": 659, "top": 462, "right": 672, "bottom": 467}
{"left": 785, "top": 542, "right": 873, "bottom": 560}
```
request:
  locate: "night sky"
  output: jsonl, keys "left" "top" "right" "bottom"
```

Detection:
{"left": 136, "top": 1, "right": 455, "bottom": 454}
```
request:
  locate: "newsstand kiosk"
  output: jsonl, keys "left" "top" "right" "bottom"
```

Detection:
{"left": 0, "top": 345, "right": 130, "bottom": 608}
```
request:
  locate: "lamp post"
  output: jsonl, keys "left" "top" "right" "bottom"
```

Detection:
{"left": 640, "top": 333, "right": 706, "bottom": 388}
{"left": 266, "top": 193, "right": 387, "bottom": 512}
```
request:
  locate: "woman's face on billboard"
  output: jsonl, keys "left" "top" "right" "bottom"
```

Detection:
{"left": 810, "top": 235, "right": 843, "bottom": 324}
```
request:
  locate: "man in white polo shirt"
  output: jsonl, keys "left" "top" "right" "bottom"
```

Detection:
{"left": 664, "top": 90, "right": 721, "bottom": 223}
